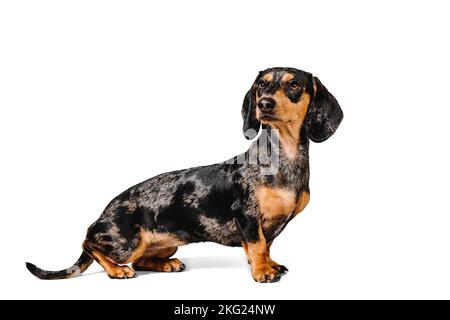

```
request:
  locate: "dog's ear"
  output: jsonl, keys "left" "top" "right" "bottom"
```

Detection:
{"left": 305, "top": 76, "right": 343, "bottom": 142}
{"left": 241, "top": 88, "right": 261, "bottom": 140}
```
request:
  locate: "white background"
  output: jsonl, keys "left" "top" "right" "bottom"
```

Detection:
{"left": 1, "top": 0, "right": 449, "bottom": 300}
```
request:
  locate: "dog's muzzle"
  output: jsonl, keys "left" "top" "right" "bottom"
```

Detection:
{"left": 257, "top": 97, "right": 276, "bottom": 113}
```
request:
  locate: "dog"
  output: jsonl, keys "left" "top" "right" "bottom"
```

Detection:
{"left": 26, "top": 67, "right": 343, "bottom": 283}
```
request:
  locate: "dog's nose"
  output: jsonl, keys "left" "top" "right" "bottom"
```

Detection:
{"left": 258, "top": 98, "right": 276, "bottom": 112}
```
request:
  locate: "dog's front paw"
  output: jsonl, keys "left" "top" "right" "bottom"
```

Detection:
{"left": 252, "top": 265, "right": 281, "bottom": 283}
{"left": 269, "top": 259, "right": 288, "bottom": 275}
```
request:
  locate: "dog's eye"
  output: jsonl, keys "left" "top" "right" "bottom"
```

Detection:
{"left": 290, "top": 81, "right": 300, "bottom": 89}
{"left": 258, "top": 81, "right": 267, "bottom": 89}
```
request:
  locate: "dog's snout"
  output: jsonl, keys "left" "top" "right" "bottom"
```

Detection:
{"left": 257, "top": 98, "right": 276, "bottom": 112}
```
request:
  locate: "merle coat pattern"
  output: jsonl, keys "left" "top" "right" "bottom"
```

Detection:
{"left": 26, "top": 67, "right": 343, "bottom": 283}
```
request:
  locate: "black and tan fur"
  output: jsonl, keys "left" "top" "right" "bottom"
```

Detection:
{"left": 26, "top": 67, "right": 343, "bottom": 283}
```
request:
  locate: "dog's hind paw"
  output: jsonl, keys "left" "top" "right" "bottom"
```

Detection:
{"left": 133, "top": 258, "right": 186, "bottom": 273}
{"left": 107, "top": 265, "right": 137, "bottom": 279}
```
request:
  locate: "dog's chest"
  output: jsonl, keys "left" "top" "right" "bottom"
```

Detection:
{"left": 255, "top": 186, "right": 309, "bottom": 219}
{"left": 255, "top": 186, "right": 310, "bottom": 240}
{"left": 255, "top": 186, "right": 296, "bottom": 218}
{"left": 256, "top": 187, "right": 309, "bottom": 241}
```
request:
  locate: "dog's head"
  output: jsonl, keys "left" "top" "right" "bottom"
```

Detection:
{"left": 242, "top": 67, "right": 343, "bottom": 142}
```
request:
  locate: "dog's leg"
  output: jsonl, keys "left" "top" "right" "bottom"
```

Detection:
{"left": 242, "top": 237, "right": 288, "bottom": 275}
{"left": 241, "top": 224, "right": 281, "bottom": 283}
{"left": 90, "top": 250, "right": 137, "bottom": 279}
{"left": 83, "top": 227, "right": 149, "bottom": 279}
{"left": 266, "top": 241, "right": 288, "bottom": 274}
{"left": 132, "top": 247, "right": 185, "bottom": 272}
{"left": 242, "top": 242, "right": 251, "bottom": 264}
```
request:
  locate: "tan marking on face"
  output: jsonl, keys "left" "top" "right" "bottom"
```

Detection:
{"left": 294, "top": 191, "right": 310, "bottom": 216}
{"left": 256, "top": 90, "right": 311, "bottom": 160}
{"left": 263, "top": 73, "right": 274, "bottom": 81}
{"left": 270, "top": 90, "right": 311, "bottom": 123}
{"left": 281, "top": 73, "right": 295, "bottom": 82}
{"left": 255, "top": 185, "right": 297, "bottom": 220}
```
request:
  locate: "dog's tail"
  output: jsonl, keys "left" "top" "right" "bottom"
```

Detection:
{"left": 26, "top": 251, "right": 93, "bottom": 280}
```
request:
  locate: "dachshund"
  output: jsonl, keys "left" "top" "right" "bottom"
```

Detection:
{"left": 26, "top": 67, "right": 343, "bottom": 283}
